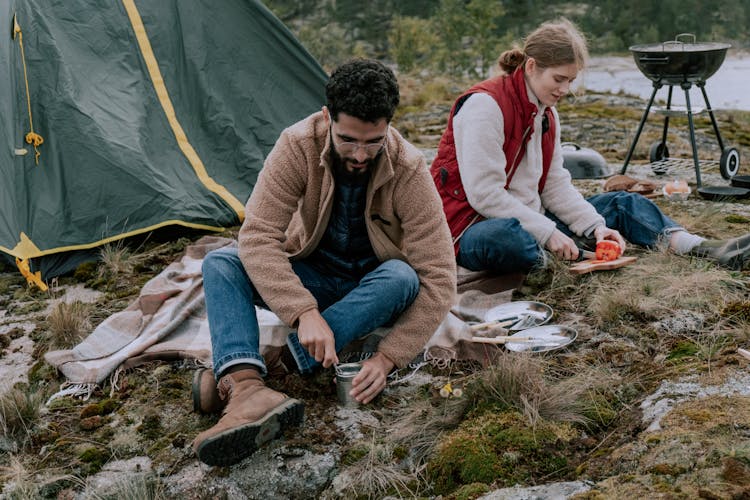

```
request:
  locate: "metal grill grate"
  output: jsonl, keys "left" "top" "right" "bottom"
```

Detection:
{"left": 648, "top": 158, "right": 721, "bottom": 176}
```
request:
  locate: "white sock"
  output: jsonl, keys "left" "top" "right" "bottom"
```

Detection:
{"left": 669, "top": 230, "right": 706, "bottom": 254}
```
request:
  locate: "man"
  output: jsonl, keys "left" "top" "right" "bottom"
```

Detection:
{"left": 192, "top": 59, "right": 456, "bottom": 467}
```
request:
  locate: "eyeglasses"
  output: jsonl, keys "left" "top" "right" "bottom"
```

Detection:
{"left": 330, "top": 128, "right": 386, "bottom": 156}
{"left": 334, "top": 140, "right": 384, "bottom": 156}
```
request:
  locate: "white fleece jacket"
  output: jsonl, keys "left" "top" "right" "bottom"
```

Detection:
{"left": 453, "top": 90, "right": 605, "bottom": 245}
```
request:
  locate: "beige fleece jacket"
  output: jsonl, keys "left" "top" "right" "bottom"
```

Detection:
{"left": 238, "top": 111, "right": 456, "bottom": 368}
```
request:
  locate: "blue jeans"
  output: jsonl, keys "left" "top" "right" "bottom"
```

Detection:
{"left": 457, "top": 191, "right": 682, "bottom": 274}
{"left": 202, "top": 247, "right": 419, "bottom": 377}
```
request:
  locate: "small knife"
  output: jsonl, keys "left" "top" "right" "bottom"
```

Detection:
{"left": 575, "top": 248, "right": 596, "bottom": 262}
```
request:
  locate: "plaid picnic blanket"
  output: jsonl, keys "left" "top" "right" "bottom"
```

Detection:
{"left": 44, "top": 236, "right": 517, "bottom": 399}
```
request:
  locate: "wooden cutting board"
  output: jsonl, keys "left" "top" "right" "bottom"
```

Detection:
{"left": 569, "top": 256, "right": 637, "bottom": 275}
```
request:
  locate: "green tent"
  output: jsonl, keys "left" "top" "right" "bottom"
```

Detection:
{"left": 1, "top": 0, "right": 327, "bottom": 285}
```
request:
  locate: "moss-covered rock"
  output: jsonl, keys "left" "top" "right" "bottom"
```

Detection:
{"left": 447, "top": 482, "right": 491, "bottom": 500}
{"left": 667, "top": 341, "right": 699, "bottom": 362}
{"left": 73, "top": 261, "right": 99, "bottom": 282}
{"left": 136, "top": 410, "right": 163, "bottom": 441}
{"left": 427, "top": 411, "right": 575, "bottom": 496}
{"left": 78, "top": 446, "right": 109, "bottom": 475}
{"left": 79, "top": 398, "right": 119, "bottom": 419}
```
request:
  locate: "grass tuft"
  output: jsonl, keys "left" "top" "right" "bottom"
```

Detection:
{"left": 0, "top": 386, "right": 44, "bottom": 445}
{"left": 335, "top": 437, "right": 422, "bottom": 499}
{"left": 466, "top": 353, "right": 590, "bottom": 427}
{"left": 46, "top": 300, "right": 92, "bottom": 349}
{"left": 99, "top": 242, "right": 138, "bottom": 279}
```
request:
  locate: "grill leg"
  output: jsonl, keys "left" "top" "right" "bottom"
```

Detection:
{"left": 698, "top": 82, "right": 726, "bottom": 151}
{"left": 621, "top": 82, "right": 661, "bottom": 174}
{"left": 659, "top": 86, "right": 673, "bottom": 151}
{"left": 683, "top": 84, "right": 702, "bottom": 187}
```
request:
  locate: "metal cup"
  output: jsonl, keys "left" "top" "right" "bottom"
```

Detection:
{"left": 335, "top": 362, "right": 362, "bottom": 408}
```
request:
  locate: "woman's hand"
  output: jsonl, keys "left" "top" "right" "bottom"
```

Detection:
{"left": 593, "top": 225, "right": 627, "bottom": 253}
{"left": 545, "top": 229, "right": 580, "bottom": 260}
{"left": 297, "top": 309, "right": 339, "bottom": 368}
{"left": 350, "top": 353, "right": 395, "bottom": 404}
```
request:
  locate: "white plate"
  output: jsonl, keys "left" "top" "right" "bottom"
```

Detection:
{"left": 483, "top": 301, "right": 553, "bottom": 331}
{"left": 504, "top": 325, "right": 577, "bottom": 353}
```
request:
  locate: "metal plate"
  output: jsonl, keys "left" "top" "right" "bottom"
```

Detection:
{"left": 483, "top": 301, "right": 553, "bottom": 331}
{"left": 504, "top": 325, "right": 577, "bottom": 353}
{"left": 697, "top": 185, "right": 750, "bottom": 200}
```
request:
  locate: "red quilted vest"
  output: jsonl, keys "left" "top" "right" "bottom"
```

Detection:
{"left": 430, "top": 67, "right": 556, "bottom": 253}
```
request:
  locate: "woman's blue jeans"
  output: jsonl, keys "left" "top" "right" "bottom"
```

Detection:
{"left": 457, "top": 191, "right": 682, "bottom": 274}
{"left": 202, "top": 247, "right": 419, "bottom": 377}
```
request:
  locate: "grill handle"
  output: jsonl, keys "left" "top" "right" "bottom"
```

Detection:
{"left": 675, "top": 33, "right": 697, "bottom": 44}
{"left": 639, "top": 55, "right": 670, "bottom": 65}
{"left": 662, "top": 33, "right": 696, "bottom": 52}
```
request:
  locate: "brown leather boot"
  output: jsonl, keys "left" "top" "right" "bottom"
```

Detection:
{"left": 192, "top": 368, "right": 223, "bottom": 414}
{"left": 192, "top": 369, "right": 304, "bottom": 466}
{"left": 263, "top": 345, "right": 298, "bottom": 379}
{"left": 191, "top": 349, "right": 298, "bottom": 415}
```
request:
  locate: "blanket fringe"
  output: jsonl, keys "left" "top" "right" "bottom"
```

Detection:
{"left": 388, "top": 361, "right": 429, "bottom": 386}
{"left": 110, "top": 366, "right": 125, "bottom": 397}
{"left": 423, "top": 350, "right": 455, "bottom": 370}
{"left": 46, "top": 382, "right": 96, "bottom": 405}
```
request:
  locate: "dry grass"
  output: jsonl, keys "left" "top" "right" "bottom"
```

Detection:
{"left": 385, "top": 395, "right": 468, "bottom": 466}
{"left": 468, "top": 353, "right": 592, "bottom": 427}
{"left": 80, "top": 473, "right": 165, "bottom": 500}
{"left": 0, "top": 387, "right": 44, "bottom": 444}
{"left": 98, "top": 242, "right": 139, "bottom": 279}
{"left": 46, "top": 300, "right": 92, "bottom": 349}
{"left": 0, "top": 456, "right": 39, "bottom": 499}
{"left": 587, "top": 252, "right": 746, "bottom": 324}
{"left": 99, "top": 243, "right": 133, "bottom": 278}
{"left": 334, "top": 437, "right": 422, "bottom": 499}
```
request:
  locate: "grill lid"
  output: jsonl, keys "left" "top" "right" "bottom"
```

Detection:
{"left": 630, "top": 41, "right": 731, "bottom": 53}
{"left": 629, "top": 33, "right": 730, "bottom": 84}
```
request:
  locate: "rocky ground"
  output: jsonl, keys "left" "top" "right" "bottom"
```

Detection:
{"left": 1, "top": 88, "right": 750, "bottom": 499}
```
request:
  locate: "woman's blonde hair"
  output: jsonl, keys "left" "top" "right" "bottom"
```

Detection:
{"left": 498, "top": 18, "right": 588, "bottom": 74}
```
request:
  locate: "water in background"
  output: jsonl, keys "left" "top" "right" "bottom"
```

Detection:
{"left": 577, "top": 53, "right": 750, "bottom": 111}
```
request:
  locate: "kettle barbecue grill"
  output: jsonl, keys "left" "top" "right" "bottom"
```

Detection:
{"left": 620, "top": 34, "right": 739, "bottom": 187}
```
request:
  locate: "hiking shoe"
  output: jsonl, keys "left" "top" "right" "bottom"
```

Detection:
{"left": 690, "top": 233, "right": 750, "bottom": 270}
{"left": 192, "top": 368, "right": 223, "bottom": 415}
{"left": 192, "top": 369, "right": 304, "bottom": 467}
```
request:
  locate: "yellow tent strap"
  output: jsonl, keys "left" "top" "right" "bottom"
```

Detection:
{"left": 15, "top": 258, "right": 48, "bottom": 291}
{"left": 12, "top": 15, "right": 44, "bottom": 165}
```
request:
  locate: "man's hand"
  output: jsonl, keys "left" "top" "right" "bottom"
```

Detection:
{"left": 350, "top": 352, "right": 395, "bottom": 404}
{"left": 297, "top": 309, "right": 339, "bottom": 368}
{"left": 593, "top": 225, "right": 627, "bottom": 253}
{"left": 545, "top": 228, "right": 579, "bottom": 260}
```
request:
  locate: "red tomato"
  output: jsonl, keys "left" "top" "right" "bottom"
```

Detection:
{"left": 595, "top": 241, "right": 622, "bottom": 262}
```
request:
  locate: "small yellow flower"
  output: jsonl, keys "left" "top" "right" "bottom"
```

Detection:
{"left": 439, "top": 382, "right": 452, "bottom": 398}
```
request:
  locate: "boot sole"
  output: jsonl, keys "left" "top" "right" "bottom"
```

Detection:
{"left": 196, "top": 398, "right": 304, "bottom": 466}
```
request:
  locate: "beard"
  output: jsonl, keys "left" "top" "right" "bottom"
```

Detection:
{"left": 331, "top": 147, "right": 380, "bottom": 176}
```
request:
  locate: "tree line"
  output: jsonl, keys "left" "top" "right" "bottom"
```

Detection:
{"left": 264, "top": 0, "right": 750, "bottom": 77}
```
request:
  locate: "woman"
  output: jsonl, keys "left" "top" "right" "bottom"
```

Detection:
{"left": 431, "top": 19, "right": 750, "bottom": 273}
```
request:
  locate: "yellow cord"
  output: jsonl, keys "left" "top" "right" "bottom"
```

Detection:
{"left": 13, "top": 15, "right": 43, "bottom": 165}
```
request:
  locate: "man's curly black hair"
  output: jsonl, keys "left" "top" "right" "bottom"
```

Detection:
{"left": 326, "top": 59, "right": 400, "bottom": 123}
